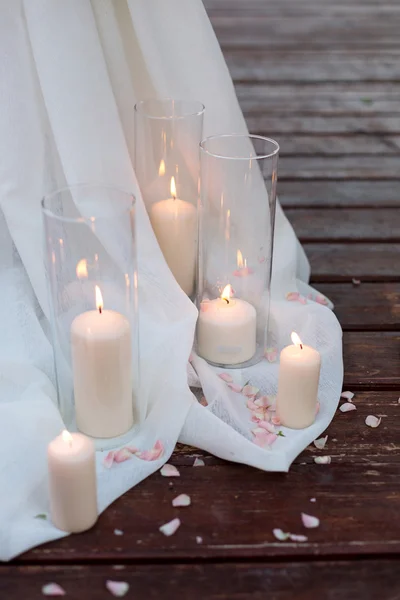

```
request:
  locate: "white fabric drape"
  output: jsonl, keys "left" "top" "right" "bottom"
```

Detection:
{"left": 0, "top": 0, "right": 343, "bottom": 561}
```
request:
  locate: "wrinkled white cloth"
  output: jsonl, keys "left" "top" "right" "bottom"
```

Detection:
{"left": 0, "top": 0, "right": 343, "bottom": 561}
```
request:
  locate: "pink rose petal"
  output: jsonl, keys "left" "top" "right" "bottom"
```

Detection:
{"left": 103, "top": 451, "right": 115, "bottom": 469}
{"left": 218, "top": 372, "right": 233, "bottom": 383}
{"left": 193, "top": 458, "right": 205, "bottom": 467}
{"left": 243, "top": 385, "right": 260, "bottom": 398}
{"left": 286, "top": 292, "right": 300, "bottom": 302}
{"left": 289, "top": 534, "right": 308, "bottom": 542}
{"left": 199, "top": 396, "right": 208, "bottom": 407}
{"left": 265, "top": 347, "right": 278, "bottom": 363}
{"left": 298, "top": 295, "right": 307, "bottom": 305}
{"left": 271, "top": 416, "right": 281, "bottom": 426}
{"left": 313, "top": 435, "right": 328, "bottom": 450}
{"left": 159, "top": 517, "right": 181, "bottom": 537}
{"left": 246, "top": 398, "right": 259, "bottom": 411}
{"left": 172, "top": 494, "right": 191, "bottom": 507}
{"left": 314, "top": 455, "right": 331, "bottom": 465}
{"left": 265, "top": 433, "right": 278, "bottom": 446}
{"left": 254, "top": 396, "right": 270, "bottom": 408}
{"left": 301, "top": 513, "right": 320, "bottom": 529}
{"left": 365, "top": 415, "right": 382, "bottom": 428}
{"left": 105, "top": 580, "right": 130, "bottom": 597}
{"left": 315, "top": 294, "right": 329, "bottom": 306}
{"left": 340, "top": 402, "right": 357, "bottom": 413}
{"left": 160, "top": 464, "right": 180, "bottom": 477}
{"left": 315, "top": 401, "right": 320, "bottom": 415}
{"left": 227, "top": 382, "right": 243, "bottom": 393}
{"left": 42, "top": 583, "right": 66, "bottom": 596}
{"left": 341, "top": 391, "right": 355, "bottom": 401}
{"left": 258, "top": 420, "right": 276, "bottom": 433}
{"left": 251, "top": 414, "right": 261, "bottom": 423}
{"left": 135, "top": 440, "right": 164, "bottom": 462}
{"left": 273, "top": 528, "right": 290, "bottom": 541}
{"left": 114, "top": 448, "right": 132, "bottom": 464}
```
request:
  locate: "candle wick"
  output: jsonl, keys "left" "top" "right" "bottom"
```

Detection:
{"left": 99, "top": 306, "right": 102, "bottom": 314}
{"left": 300, "top": 344, "right": 303, "bottom": 350}
{"left": 223, "top": 298, "right": 229, "bottom": 304}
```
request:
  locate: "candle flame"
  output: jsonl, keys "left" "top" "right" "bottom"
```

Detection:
{"left": 291, "top": 331, "right": 303, "bottom": 349}
{"left": 62, "top": 430, "right": 73, "bottom": 444}
{"left": 237, "top": 250, "right": 244, "bottom": 269}
{"left": 95, "top": 285, "right": 103, "bottom": 313}
{"left": 170, "top": 176, "right": 177, "bottom": 199}
{"left": 76, "top": 259, "right": 88, "bottom": 280}
{"left": 158, "top": 159, "right": 166, "bottom": 176}
{"left": 221, "top": 284, "right": 232, "bottom": 304}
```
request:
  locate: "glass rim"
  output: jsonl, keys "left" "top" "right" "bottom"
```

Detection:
{"left": 42, "top": 183, "right": 136, "bottom": 224}
{"left": 134, "top": 98, "right": 205, "bottom": 120}
{"left": 200, "top": 133, "right": 280, "bottom": 161}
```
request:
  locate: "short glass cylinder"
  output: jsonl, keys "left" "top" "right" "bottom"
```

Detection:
{"left": 134, "top": 99, "right": 205, "bottom": 299}
{"left": 196, "top": 134, "right": 279, "bottom": 368}
{"left": 42, "top": 185, "right": 139, "bottom": 448}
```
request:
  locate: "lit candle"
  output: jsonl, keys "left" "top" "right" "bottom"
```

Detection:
{"left": 276, "top": 332, "right": 321, "bottom": 429}
{"left": 150, "top": 176, "right": 197, "bottom": 296}
{"left": 48, "top": 430, "right": 97, "bottom": 533}
{"left": 197, "top": 284, "right": 257, "bottom": 365}
{"left": 71, "top": 286, "right": 133, "bottom": 439}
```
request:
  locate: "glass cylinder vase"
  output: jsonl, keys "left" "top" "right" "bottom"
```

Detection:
{"left": 134, "top": 98, "right": 205, "bottom": 299}
{"left": 196, "top": 134, "right": 279, "bottom": 368}
{"left": 42, "top": 184, "right": 139, "bottom": 448}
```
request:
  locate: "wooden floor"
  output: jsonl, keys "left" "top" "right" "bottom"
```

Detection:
{"left": 5, "top": 1, "right": 400, "bottom": 598}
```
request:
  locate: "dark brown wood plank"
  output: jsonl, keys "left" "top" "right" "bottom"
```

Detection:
{"left": 18, "top": 390, "right": 400, "bottom": 562}
{"left": 306, "top": 244, "right": 400, "bottom": 282}
{"left": 318, "top": 283, "right": 400, "bottom": 331}
{"left": 3, "top": 561, "right": 400, "bottom": 600}
{"left": 344, "top": 332, "right": 400, "bottom": 388}
{"left": 279, "top": 181, "right": 400, "bottom": 208}
{"left": 287, "top": 208, "right": 400, "bottom": 243}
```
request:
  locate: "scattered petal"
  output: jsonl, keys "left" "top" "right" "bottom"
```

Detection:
{"left": 313, "top": 435, "right": 328, "bottom": 450}
{"left": 286, "top": 292, "right": 300, "bottom": 302}
{"left": 199, "top": 396, "right": 208, "bottom": 407}
{"left": 340, "top": 402, "right": 357, "bottom": 413}
{"left": 258, "top": 255, "right": 266, "bottom": 264}
{"left": 258, "top": 420, "right": 276, "bottom": 433}
{"left": 298, "top": 295, "right": 307, "bottom": 305}
{"left": 218, "top": 372, "right": 233, "bottom": 383}
{"left": 315, "top": 294, "right": 329, "bottom": 306}
{"left": 310, "top": 498, "right": 316, "bottom": 503}
{"left": 301, "top": 513, "right": 320, "bottom": 529}
{"left": 254, "top": 396, "right": 270, "bottom": 408}
{"left": 114, "top": 529, "right": 124, "bottom": 536}
{"left": 35, "top": 513, "right": 47, "bottom": 520}
{"left": 160, "top": 464, "right": 180, "bottom": 477}
{"left": 172, "top": 494, "right": 191, "bottom": 507}
{"left": 352, "top": 278, "right": 361, "bottom": 286}
{"left": 114, "top": 448, "right": 132, "bottom": 464}
{"left": 196, "top": 536, "right": 203, "bottom": 544}
{"left": 105, "top": 580, "right": 129, "bottom": 597}
{"left": 246, "top": 398, "right": 259, "bottom": 411}
{"left": 314, "top": 455, "right": 331, "bottom": 465}
{"left": 251, "top": 414, "right": 261, "bottom": 423}
{"left": 273, "top": 528, "right": 290, "bottom": 541}
{"left": 135, "top": 440, "right": 164, "bottom": 462}
{"left": 265, "top": 347, "right": 278, "bottom": 363}
{"left": 227, "top": 382, "right": 243, "bottom": 393}
{"left": 243, "top": 385, "right": 260, "bottom": 398}
{"left": 42, "top": 583, "right": 66, "bottom": 596}
{"left": 341, "top": 391, "right": 355, "bottom": 401}
{"left": 253, "top": 410, "right": 267, "bottom": 421}
{"left": 193, "top": 458, "right": 205, "bottom": 467}
{"left": 103, "top": 451, "right": 115, "bottom": 469}
{"left": 315, "top": 401, "right": 320, "bottom": 415}
{"left": 271, "top": 416, "right": 281, "bottom": 426}
{"left": 159, "top": 517, "right": 181, "bottom": 537}
{"left": 289, "top": 534, "right": 308, "bottom": 543}
{"left": 365, "top": 415, "right": 382, "bottom": 428}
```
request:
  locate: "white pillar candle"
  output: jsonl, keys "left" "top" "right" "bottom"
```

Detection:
{"left": 150, "top": 176, "right": 197, "bottom": 296}
{"left": 197, "top": 284, "right": 257, "bottom": 365}
{"left": 71, "top": 286, "right": 133, "bottom": 439}
{"left": 276, "top": 332, "right": 321, "bottom": 429}
{"left": 48, "top": 430, "right": 97, "bottom": 533}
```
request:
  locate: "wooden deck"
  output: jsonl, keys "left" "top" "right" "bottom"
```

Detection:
{"left": 4, "top": 1, "right": 400, "bottom": 598}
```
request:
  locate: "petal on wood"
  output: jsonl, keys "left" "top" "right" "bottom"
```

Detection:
{"left": 341, "top": 391, "right": 355, "bottom": 400}
{"left": 42, "top": 583, "right": 66, "bottom": 596}
{"left": 218, "top": 372, "right": 233, "bottom": 383}
{"left": 103, "top": 451, "right": 115, "bottom": 469}
{"left": 159, "top": 517, "right": 181, "bottom": 537}
{"left": 172, "top": 494, "right": 191, "bottom": 507}
{"left": 289, "top": 534, "right": 308, "bottom": 542}
{"left": 193, "top": 457, "right": 205, "bottom": 467}
{"left": 105, "top": 580, "right": 130, "bottom": 597}
{"left": 196, "top": 536, "right": 203, "bottom": 544}
{"left": 273, "top": 528, "right": 290, "bottom": 541}
{"left": 340, "top": 402, "right": 357, "bottom": 413}
{"left": 313, "top": 435, "right": 328, "bottom": 450}
{"left": 301, "top": 513, "right": 320, "bottom": 528}
{"left": 160, "top": 464, "right": 180, "bottom": 477}
{"left": 114, "top": 529, "right": 124, "bottom": 536}
{"left": 314, "top": 455, "right": 331, "bottom": 465}
{"left": 352, "top": 278, "right": 361, "bottom": 286}
{"left": 365, "top": 415, "right": 382, "bottom": 428}
{"left": 310, "top": 498, "right": 316, "bottom": 503}
{"left": 113, "top": 448, "right": 132, "bottom": 464}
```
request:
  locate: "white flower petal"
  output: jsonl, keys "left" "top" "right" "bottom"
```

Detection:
{"left": 341, "top": 391, "right": 355, "bottom": 400}
{"left": 42, "top": 584, "right": 66, "bottom": 596}
{"left": 159, "top": 517, "right": 181, "bottom": 537}
{"left": 105, "top": 581, "right": 130, "bottom": 597}
{"left": 365, "top": 415, "right": 382, "bottom": 428}
{"left": 172, "top": 494, "right": 191, "bottom": 507}
{"left": 340, "top": 402, "right": 357, "bottom": 412}
{"left": 314, "top": 455, "right": 331, "bottom": 465}
{"left": 313, "top": 435, "right": 328, "bottom": 450}
{"left": 160, "top": 464, "right": 180, "bottom": 477}
{"left": 301, "top": 513, "right": 320, "bottom": 528}
{"left": 273, "top": 528, "right": 290, "bottom": 541}
{"left": 193, "top": 458, "right": 205, "bottom": 467}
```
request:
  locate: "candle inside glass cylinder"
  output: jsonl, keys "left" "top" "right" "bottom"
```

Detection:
{"left": 48, "top": 430, "right": 97, "bottom": 533}
{"left": 71, "top": 286, "right": 133, "bottom": 439}
{"left": 197, "top": 284, "right": 257, "bottom": 366}
{"left": 276, "top": 332, "right": 321, "bottom": 429}
{"left": 150, "top": 176, "right": 197, "bottom": 296}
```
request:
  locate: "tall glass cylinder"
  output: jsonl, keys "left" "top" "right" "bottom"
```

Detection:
{"left": 42, "top": 185, "right": 139, "bottom": 448}
{"left": 196, "top": 134, "right": 279, "bottom": 368}
{"left": 134, "top": 98, "right": 205, "bottom": 299}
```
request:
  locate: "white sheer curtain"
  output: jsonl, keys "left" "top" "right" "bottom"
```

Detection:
{"left": 0, "top": 0, "right": 343, "bottom": 560}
